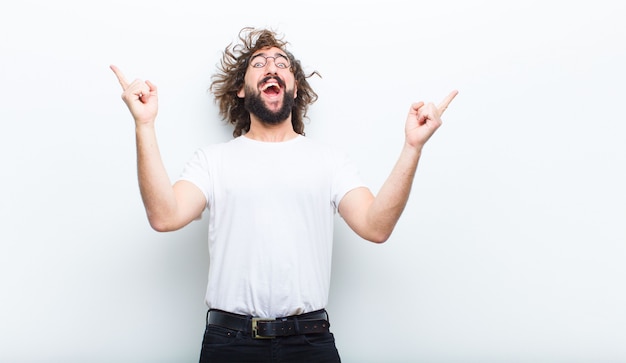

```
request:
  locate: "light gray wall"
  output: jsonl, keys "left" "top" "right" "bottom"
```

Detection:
{"left": 1, "top": 0, "right": 625, "bottom": 362}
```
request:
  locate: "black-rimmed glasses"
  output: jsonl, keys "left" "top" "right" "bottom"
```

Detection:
{"left": 249, "top": 54, "right": 291, "bottom": 69}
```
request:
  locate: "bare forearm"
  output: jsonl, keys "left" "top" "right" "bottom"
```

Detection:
{"left": 365, "top": 91, "right": 457, "bottom": 240}
{"left": 112, "top": 66, "right": 201, "bottom": 231}
{"left": 366, "top": 143, "right": 422, "bottom": 240}
{"left": 340, "top": 91, "right": 457, "bottom": 243}
{"left": 135, "top": 124, "right": 178, "bottom": 231}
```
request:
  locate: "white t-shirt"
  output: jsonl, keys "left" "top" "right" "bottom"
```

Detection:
{"left": 178, "top": 135, "right": 365, "bottom": 318}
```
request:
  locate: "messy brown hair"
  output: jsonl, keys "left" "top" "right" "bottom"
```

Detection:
{"left": 210, "top": 27, "right": 320, "bottom": 137}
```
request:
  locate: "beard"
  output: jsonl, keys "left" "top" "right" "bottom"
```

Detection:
{"left": 244, "top": 84, "right": 295, "bottom": 125}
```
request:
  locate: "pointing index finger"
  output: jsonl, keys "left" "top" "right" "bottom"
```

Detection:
{"left": 110, "top": 64, "right": 129, "bottom": 90}
{"left": 438, "top": 90, "right": 459, "bottom": 116}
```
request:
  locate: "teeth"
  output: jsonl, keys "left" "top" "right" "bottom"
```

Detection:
{"left": 261, "top": 82, "right": 279, "bottom": 91}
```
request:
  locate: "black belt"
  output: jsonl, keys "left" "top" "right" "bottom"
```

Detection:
{"left": 207, "top": 309, "right": 330, "bottom": 339}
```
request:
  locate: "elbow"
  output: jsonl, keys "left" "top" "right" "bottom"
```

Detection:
{"left": 149, "top": 219, "right": 171, "bottom": 233}
{"left": 364, "top": 230, "right": 392, "bottom": 244}
{"left": 351, "top": 221, "right": 394, "bottom": 244}
{"left": 150, "top": 223, "right": 171, "bottom": 233}
{"left": 147, "top": 215, "right": 179, "bottom": 233}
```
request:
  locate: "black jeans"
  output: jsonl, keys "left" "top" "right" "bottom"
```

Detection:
{"left": 199, "top": 318, "right": 341, "bottom": 363}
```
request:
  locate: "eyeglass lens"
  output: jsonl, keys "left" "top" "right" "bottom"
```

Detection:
{"left": 250, "top": 54, "right": 290, "bottom": 69}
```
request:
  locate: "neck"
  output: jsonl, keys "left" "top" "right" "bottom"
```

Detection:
{"left": 245, "top": 116, "right": 299, "bottom": 142}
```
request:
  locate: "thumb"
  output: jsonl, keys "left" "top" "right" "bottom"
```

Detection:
{"left": 146, "top": 80, "right": 158, "bottom": 95}
{"left": 139, "top": 80, "right": 158, "bottom": 103}
{"left": 409, "top": 101, "right": 425, "bottom": 115}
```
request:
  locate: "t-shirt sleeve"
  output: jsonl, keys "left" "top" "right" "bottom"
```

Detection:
{"left": 331, "top": 149, "right": 367, "bottom": 212}
{"left": 177, "top": 148, "right": 212, "bottom": 207}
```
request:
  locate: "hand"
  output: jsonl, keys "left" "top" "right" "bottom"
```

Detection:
{"left": 110, "top": 65, "right": 158, "bottom": 126}
{"left": 405, "top": 90, "right": 458, "bottom": 149}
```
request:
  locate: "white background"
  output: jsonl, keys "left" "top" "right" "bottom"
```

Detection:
{"left": 1, "top": 1, "right": 625, "bottom": 362}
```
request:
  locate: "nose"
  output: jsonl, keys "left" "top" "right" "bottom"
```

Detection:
{"left": 265, "top": 57, "right": 279, "bottom": 73}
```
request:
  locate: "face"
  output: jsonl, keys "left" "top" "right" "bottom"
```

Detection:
{"left": 238, "top": 47, "right": 298, "bottom": 125}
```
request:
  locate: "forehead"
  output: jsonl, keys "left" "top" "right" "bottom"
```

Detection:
{"left": 251, "top": 46, "right": 287, "bottom": 57}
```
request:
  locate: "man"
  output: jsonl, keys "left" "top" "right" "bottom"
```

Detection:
{"left": 112, "top": 27, "right": 457, "bottom": 363}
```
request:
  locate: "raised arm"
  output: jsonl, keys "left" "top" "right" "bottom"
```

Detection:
{"left": 111, "top": 65, "right": 205, "bottom": 232}
{"left": 338, "top": 90, "right": 458, "bottom": 243}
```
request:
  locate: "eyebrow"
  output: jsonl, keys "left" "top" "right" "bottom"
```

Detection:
{"left": 251, "top": 52, "right": 288, "bottom": 58}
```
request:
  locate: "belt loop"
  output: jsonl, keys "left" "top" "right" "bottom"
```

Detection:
{"left": 293, "top": 317, "right": 301, "bottom": 335}
{"left": 245, "top": 314, "right": 255, "bottom": 338}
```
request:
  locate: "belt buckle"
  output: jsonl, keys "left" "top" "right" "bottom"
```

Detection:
{"left": 251, "top": 317, "right": 276, "bottom": 339}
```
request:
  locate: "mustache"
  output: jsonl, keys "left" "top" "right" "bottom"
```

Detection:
{"left": 258, "top": 76, "right": 285, "bottom": 88}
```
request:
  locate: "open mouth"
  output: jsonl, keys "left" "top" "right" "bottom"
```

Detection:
{"left": 259, "top": 76, "right": 284, "bottom": 96}
{"left": 261, "top": 83, "right": 281, "bottom": 96}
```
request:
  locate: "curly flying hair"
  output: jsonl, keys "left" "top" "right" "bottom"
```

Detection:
{"left": 210, "top": 27, "right": 320, "bottom": 137}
